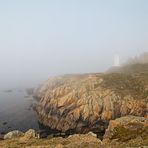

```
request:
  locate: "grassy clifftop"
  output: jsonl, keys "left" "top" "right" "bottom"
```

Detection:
{"left": 101, "top": 73, "right": 148, "bottom": 99}
{"left": 108, "top": 63, "right": 148, "bottom": 87}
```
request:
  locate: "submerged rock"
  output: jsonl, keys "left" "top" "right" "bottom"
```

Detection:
{"left": 3, "top": 89, "right": 13, "bottom": 93}
{"left": 2, "top": 122, "right": 7, "bottom": 125}
{"left": 35, "top": 73, "right": 148, "bottom": 135}
{"left": 4, "top": 130, "right": 24, "bottom": 139}
{"left": 26, "top": 88, "right": 34, "bottom": 96}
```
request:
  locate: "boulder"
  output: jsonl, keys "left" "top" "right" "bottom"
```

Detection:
{"left": 24, "top": 129, "right": 37, "bottom": 139}
{"left": 87, "top": 131, "right": 97, "bottom": 138}
{"left": 103, "top": 115, "right": 148, "bottom": 142}
{"left": 55, "top": 144, "right": 64, "bottom": 148}
{"left": 35, "top": 73, "right": 148, "bottom": 134}
{"left": 67, "top": 134, "right": 102, "bottom": 147}
{"left": 4, "top": 130, "right": 24, "bottom": 139}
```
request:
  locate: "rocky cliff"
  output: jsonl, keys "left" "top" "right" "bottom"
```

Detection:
{"left": 35, "top": 73, "right": 148, "bottom": 135}
{"left": 1, "top": 116, "right": 148, "bottom": 148}
{"left": 104, "top": 115, "right": 148, "bottom": 142}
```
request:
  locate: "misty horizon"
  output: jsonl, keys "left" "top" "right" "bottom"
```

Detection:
{"left": 0, "top": 1, "right": 148, "bottom": 147}
{"left": 0, "top": 0, "right": 148, "bottom": 89}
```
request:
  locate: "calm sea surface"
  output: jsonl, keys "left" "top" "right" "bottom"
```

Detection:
{"left": 0, "top": 89, "right": 39, "bottom": 134}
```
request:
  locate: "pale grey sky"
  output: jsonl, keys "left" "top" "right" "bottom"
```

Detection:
{"left": 0, "top": 0, "right": 148, "bottom": 88}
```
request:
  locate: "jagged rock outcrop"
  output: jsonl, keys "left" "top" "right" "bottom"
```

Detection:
{"left": 24, "top": 129, "right": 37, "bottom": 139}
{"left": 35, "top": 73, "right": 148, "bottom": 134}
{"left": 0, "top": 132, "right": 102, "bottom": 148}
{"left": 1, "top": 117, "right": 148, "bottom": 148}
{"left": 4, "top": 130, "right": 24, "bottom": 140}
{"left": 103, "top": 115, "right": 148, "bottom": 142}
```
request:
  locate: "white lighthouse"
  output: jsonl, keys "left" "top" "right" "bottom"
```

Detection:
{"left": 114, "top": 55, "right": 120, "bottom": 67}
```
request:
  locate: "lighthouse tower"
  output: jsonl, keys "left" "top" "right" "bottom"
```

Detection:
{"left": 114, "top": 55, "right": 120, "bottom": 67}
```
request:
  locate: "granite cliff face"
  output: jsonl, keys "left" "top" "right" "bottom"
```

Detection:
{"left": 35, "top": 73, "right": 148, "bottom": 134}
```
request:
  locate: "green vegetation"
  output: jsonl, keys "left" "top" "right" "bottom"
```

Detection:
{"left": 109, "top": 63, "right": 148, "bottom": 84}
{"left": 101, "top": 73, "right": 148, "bottom": 99}
{"left": 111, "top": 124, "right": 148, "bottom": 142}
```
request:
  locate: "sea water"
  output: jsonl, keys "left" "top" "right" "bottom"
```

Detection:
{"left": 0, "top": 89, "right": 39, "bottom": 134}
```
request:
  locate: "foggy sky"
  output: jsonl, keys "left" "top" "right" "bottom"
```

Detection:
{"left": 0, "top": 0, "right": 148, "bottom": 89}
